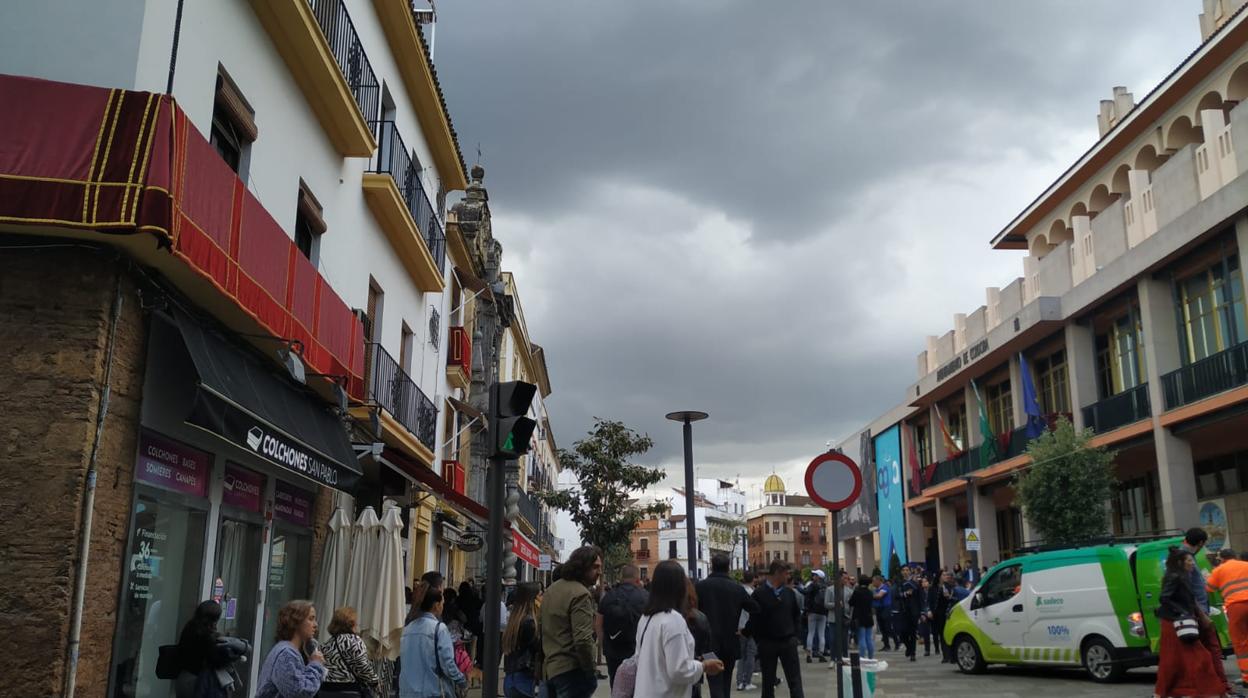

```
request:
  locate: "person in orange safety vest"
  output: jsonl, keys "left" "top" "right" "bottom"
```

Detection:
{"left": 1207, "top": 548, "right": 1248, "bottom": 690}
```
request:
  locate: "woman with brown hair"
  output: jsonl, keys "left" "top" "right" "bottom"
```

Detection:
{"left": 502, "top": 582, "right": 543, "bottom": 698}
{"left": 684, "top": 579, "right": 712, "bottom": 698}
{"left": 318, "top": 607, "right": 381, "bottom": 698}
{"left": 1154, "top": 548, "right": 1226, "bottom": 698}
{"left": 254, "top": 600, "right": 327, "bottom": 698}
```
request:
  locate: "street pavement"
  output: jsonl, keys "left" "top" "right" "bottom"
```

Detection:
{"left": 472, "top": 650, "right": 1243, "bottom": 697}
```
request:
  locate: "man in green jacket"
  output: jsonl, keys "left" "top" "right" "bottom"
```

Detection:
{"left": 541, "top": 545, "right": 604, "bottom": 698}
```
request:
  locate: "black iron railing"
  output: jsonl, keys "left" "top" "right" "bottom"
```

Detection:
{"left": 367, "top": 342, "right": 436, "bottom": 450}
{"left": 308, "top": 0, "right": 380, "bottom": 123}
{"left": 1162, "top": 341, "right": 1248, "bottom": 410}
{"left": 370, "top": 120, "right": 446, "bottom": 273}
{"left": 929, "top": 444, "right": 982, "bottom": 486}
{"left": 517, "top": 488, "right": 541, "bottom": 530}
{"left": 1082, "top": 383, "right": 1151, "bottom": 433}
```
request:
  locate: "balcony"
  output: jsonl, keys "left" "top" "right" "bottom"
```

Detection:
{"left": 1162, "top": 341, "right": 1248, "bottom": 410}
{"left": 517, "top": 488, "right": 541, "bottom": 532}
{"left": 442, "top": 459, "right": 465, "bottom": 495}
{"left": 634, "top": 549, "right": 651, "bottom": 560}
{"left": 926, "top": 416, "right": 1073, "bottom": 488}
{"left": 446, "top": 326, "right": 471, "bottom": 390}
{"left": 363, "top": 120, "right": 446, "bottom": 292}
{"left": 367, "top": 342, "right": 437, "bottom": 455}
{"left": 250, "top": 0, "right": 377, "bottom": 156}
{"left": 1083, "top": 383, "right": 1151, "bottom": 433}
{"left": 799, "top": 532, "right": 812, "bottom": 543}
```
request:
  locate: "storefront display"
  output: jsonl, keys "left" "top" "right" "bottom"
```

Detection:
{"left": 259, "top": 480, "right": 315, "bottom": 663}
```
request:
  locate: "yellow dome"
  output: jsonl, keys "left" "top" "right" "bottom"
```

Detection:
{"left": 763, "top": 473, "right": 785, "bottom": 493}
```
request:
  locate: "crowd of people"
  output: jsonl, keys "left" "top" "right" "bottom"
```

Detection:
{"left": 163, "top": 531, "right": 1248, "bottom": 698}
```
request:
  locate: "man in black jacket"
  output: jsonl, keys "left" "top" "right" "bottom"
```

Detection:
{"left": 596, "top": 564, "right": 648, "bottom": 687}
{"left": 696, "top": 554, "right": 760, "bottom": 698}
{"left": 746, "top": 560, "right": 804, "bottom": 698}
{"left": 928, "top": 570, "right": 956, "bottom": 663}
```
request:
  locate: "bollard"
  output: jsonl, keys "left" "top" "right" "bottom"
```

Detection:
{"left": 850, "top": 650, "right": 864, "bottom": 698}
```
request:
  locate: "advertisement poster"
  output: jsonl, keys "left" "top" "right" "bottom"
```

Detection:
{"left": 222, "top": 463, "right": 265, "bottom": 513}
{"left": 135, "top": 431, "right": 210, "bottom": 497}
{"left": 1199, "top": 499, "right": 1229, "bottom": 552}
{"left": 873, "top": 424, "right": 906, "bottom": 576}
{"left": 273, "top": 480, "right": 313, "bottom": 527}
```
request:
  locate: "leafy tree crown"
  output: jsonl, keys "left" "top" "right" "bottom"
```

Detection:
{"left": 1013, "top": 418, "right": 1116, "bottom": 548}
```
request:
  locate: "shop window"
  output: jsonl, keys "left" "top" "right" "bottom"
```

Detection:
{"left": 294, "top": 180, "right": 326, "bottom": 265}
{"left": 1113, "top": 472, "right": 1161, "bottom": 536}
{"left": 986, "top": 381, "right": 1013, "bottom": 435}
{"left": 1035, "top": 349, "right": 1070, "bottom": 415}
{"left": 111, "top": 486, "right": 210, "bottom": 697}
{"left": 209, "top": 67, "right": 256, "bottom": 176}
{"left": 1095, "top": 304, "right": 1146, "bottom": 399}
{"left": 258, "top": 481, "right": 314, "bottom": 665}
{"left": 1177, "top": 252, "right": 1246, "bottom": 362}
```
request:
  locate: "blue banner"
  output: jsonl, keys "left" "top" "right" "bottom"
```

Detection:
{"left": 874, "top": 424, "right": 907, "bottom": 577}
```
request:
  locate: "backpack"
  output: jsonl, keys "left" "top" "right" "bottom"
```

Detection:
{"left": 602, "top": 590, "right": 641, "bottom": 653}
{"left": 806, "top": 583, "right": 827, "bottom": 614}
{"left": 610, "top": 615, "right": 653, "bottom": 698}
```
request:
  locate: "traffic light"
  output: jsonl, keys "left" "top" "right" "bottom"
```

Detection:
{"left": 489, "top": 381, "right": 538, "bottom": 458}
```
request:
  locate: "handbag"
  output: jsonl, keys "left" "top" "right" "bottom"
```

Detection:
{"left": 155, "top": 645, "right": 180, "bottom": 680}
{"left": 610, "top": 616, "right": 653, "bottom": 698}
{"left": 1174, "top": 615, "right": 1201, "bottom": 642}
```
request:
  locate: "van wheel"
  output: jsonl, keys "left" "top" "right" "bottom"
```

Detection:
{"left": 1081, "top": 637, "right": 1125, "bottom": 683}
{"left": 954, "top": 635, "right": 986, "bottom": 674}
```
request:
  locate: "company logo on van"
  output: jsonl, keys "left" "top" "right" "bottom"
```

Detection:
{"left": 1036, "top": 596, "right": 1064, "bottom": 609}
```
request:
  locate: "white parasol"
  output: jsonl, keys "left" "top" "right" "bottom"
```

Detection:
{"left": 342, "top": 506, "right": 382, "bottom": 646}
{"left": 371, "top": 502, "right": 408, "bottom": 659}
{"left": 313, "top": 507, "right": 353, "bottom": 641}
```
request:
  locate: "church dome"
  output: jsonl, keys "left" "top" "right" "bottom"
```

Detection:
{"left": 763, "top": 473, "right": 785, "bottom": 494}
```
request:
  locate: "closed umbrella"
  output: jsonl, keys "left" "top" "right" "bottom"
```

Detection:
{"left": 313, "top": 508, "right": 352, "bottom": 641}
{"left": 372, "top": 502, "right": 407, "bottom": 659}
{"left": 343, "top": 506, "right": 381, "bottom": 643}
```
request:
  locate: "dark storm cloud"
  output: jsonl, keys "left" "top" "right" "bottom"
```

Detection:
{"left": 430, "top": 2, "right": 1196, "bottom": 485}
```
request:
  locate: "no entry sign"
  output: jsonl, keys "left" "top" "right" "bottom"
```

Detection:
{"left": 804, "top": 451, "right": 863, "bottom": 511}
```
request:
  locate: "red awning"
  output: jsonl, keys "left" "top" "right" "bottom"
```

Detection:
{"left": 381, "top": 447, "right": 488, "bottom": 524}
{"left": 512, "top": 529, "right": 541, "bottom": 568}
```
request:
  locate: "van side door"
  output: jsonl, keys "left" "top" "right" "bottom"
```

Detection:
{"left": 971, "top": 563, "right": 1026, "bottom": 659}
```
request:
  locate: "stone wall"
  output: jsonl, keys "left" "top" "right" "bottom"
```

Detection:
{"left": 0, "top": 245, "right": 147, "bottom": 697}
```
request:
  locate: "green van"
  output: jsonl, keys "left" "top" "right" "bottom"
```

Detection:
{"left": 943, "top": 536, "right": 1231, "bottom": 682}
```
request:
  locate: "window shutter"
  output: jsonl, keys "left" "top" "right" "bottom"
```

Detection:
{"left": 215, "top": 71, "right": 258, "bottom": 142}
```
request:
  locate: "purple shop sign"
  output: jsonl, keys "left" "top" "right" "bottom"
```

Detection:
{"left": 223, "top": 463, "right": 265, "bottom": 513}
{"left": 136, "top": 431, "right": 210, "bottom": 497}
{"left": 273, "top": 480, "right": 313, "bottom": 527}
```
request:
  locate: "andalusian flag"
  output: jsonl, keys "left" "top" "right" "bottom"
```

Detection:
{"left": 971, "top": 379, "right": 998, "bottom": 469}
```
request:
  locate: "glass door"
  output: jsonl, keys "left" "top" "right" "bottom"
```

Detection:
{"left": 213, "top": 513, "right": 263, "bottom": 694}
{"left": 260, "top": 521, "right": 314, "bottom": 662}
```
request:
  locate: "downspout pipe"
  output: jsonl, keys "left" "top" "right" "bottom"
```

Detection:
{"left": 63, "top": 273, "right": 125, "bottom": 698}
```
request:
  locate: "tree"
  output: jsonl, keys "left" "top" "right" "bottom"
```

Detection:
{"left": 539, "top": 418, "right": 668, "bottom": 572}
{"left": 1013, "top": 418, "right": 1116, "bottom": 547}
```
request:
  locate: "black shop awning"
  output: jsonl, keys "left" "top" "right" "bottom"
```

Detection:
{"left": 169, "top": 308, "right": 361, "bottom": 492}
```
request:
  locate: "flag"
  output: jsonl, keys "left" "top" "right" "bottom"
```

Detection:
{"left": 907, "top": 423, "right": 923, "bottom": 496}
{"left": 935, "top": 405, "right": 961, "bottom": 457}
{"left": 972, "top": 379, "right": 998, "bottom": 470}
{"left": 1018, "top": 353, "right": 1048, "bottom": 440}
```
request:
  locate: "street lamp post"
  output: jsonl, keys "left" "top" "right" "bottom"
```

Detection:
{"left": 962, "top": 475, "right": 979, "bottom": 573}
{"left": 667, "top": 411, "right": 709, "bottom": 580}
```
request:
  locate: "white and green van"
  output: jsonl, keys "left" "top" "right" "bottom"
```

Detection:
{"left": 943, "top": 536, "right": 1231, "bottom": 682}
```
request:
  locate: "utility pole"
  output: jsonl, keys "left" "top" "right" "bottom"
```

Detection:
{"left": 667, "top": 411, "right": 708, "bottom": 579}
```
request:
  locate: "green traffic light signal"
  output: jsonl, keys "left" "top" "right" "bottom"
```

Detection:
{"left": 489, "top": 381, "right": 538, "bottom": 458}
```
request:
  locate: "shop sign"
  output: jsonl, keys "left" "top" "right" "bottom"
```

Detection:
{"left": 223, "top": 463, "right": 265, "bottom": 513}
{"left": 539, "top": 554, "right": 552, "bottom": 571}
{"left": 512, "top": 531, "right": 541, "bottom": 567}
{"left": 458, "top": 533, "right": 484, "bottom": 552}
{"left": 128, "top": 523, "right": 168, "bottom": 601}
{"left": 213, "top": 406, "right": 351, "bottom": 489}
{"left": 274, "top": 480, "right": 313, "bottom": 527}
{"left": 136, "top": 431, "right": 210, "bottom": 497}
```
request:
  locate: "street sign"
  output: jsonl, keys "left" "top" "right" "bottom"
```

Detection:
{"left": 804, "top": 451, "right": 863, "bottom": 512}
{"left": 965, "top": 528, "right": 981, "bottom": 551}
{"left": 539, "top": 554, "right": 552, "bottom": 571}
{"left": 458, "top": 533, "right": 484, "bottom": 552}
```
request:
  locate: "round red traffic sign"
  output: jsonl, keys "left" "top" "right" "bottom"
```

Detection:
{"left": 804, "top": 452, "right": 863, "bottom": 511}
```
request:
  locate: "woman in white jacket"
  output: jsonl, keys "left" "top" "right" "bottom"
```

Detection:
{"left": 633, "top": 561, "right": 724, "bottom": 698}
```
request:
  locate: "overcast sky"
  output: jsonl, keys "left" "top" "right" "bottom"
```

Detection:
{"left": 432, "top": 2, "right": 1199, "bottom": 525}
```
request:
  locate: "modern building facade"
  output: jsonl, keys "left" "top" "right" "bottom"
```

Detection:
{"left": 839, "top": 0, "right": 1248, "bottom": 573}
{"left": 0, "top": 2, "right": 555, "bottom": 695}
{"left": 747, "top": 475, "right": 831, "bottom": 571}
